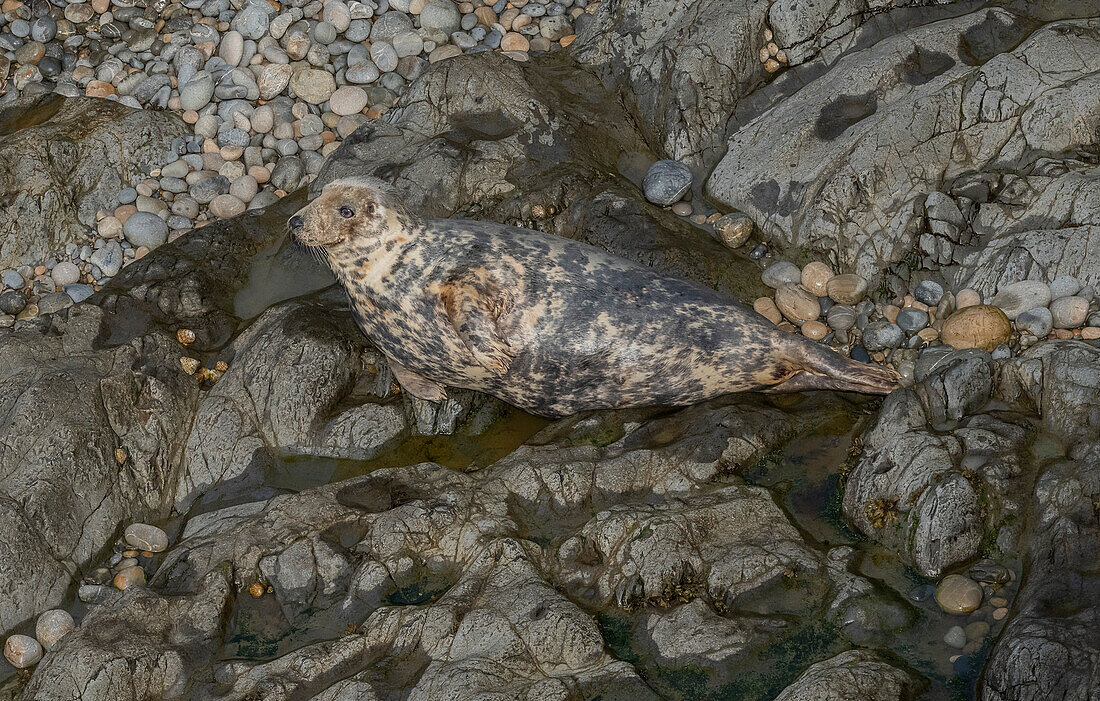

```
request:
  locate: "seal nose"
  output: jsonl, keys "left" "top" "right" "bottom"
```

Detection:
{"left": 289, "top": 215, "right": 304, "bottom": 229}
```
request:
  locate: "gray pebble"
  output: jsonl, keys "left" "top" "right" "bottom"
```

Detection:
{"left": 1016, "top": 307, "right": 1052, "bottom": 338}
{"left": 122, "top": 212, "right": 169, "bottom": 249}
{"left": 896, "top": 307, "right": 929, "bottom": 332}
{"left": 862, "top": 320, "right": 904, "bottom": 350}
{"left": 64, "top": 284, "right": 95, "bottom": 303}
{"left": 913, "top": 280, "right": 944, "bottom": 306}
{"left": 761, "top": 261, "right": 801, "bottom": 289}
{"left": 642, "top": 159, "right": 692, "bottom": 206}
{"left": 1048, "top": 275, "right": 1080, "bottom": 300}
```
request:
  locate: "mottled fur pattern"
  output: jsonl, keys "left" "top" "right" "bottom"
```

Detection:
{"left": 291, "top": 177, "right": 898, "bottom": 417}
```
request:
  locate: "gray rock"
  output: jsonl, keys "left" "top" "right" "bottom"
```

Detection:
{"left": 231, "top": 0, "right": 273, "bottom": 40}
{"left": 89, "top": 240, "right": 124, "bottom": 277}
{"left": 369, "top": 10, "right": 413, "bottom": 42}
{"left": 761, "top": 261, "right": 801, "bottom": 289}
{"left": 0, "top": 289, "right": 27, "bottom": 314}
{"left": 991, "top": 281, "right": 1052, "bottom": 321}
{"left": 913, "top": 280, "right": 944, "bottom": 306}
{"left": 64, "top": 284, "right": 95, "bottom": 303}
{"left": 896, "top": 308, "right": 928, "bottom": 332}
{"left": 419, "top": 0, "right": 461, "bottom": 34}
{"left": 179, "top": 71, "right": 214, "bottom": 111}
{"left": 1049, "top": 275, "right": 1081, "bottom": 300}
{"left": 1050, "top": 296, "right": 1088, "bottom": 329}
{"left": 773, "top": 650, "right": 921, "bottom": 701}
{"left": 2, "top": 270, "right": 23, "bottom": 289}
{"left": 37, "top": 291, "right": 73, "bottom": 315}
{"left": 642, "top": 159, "right": 691, "bottom": 206}
{"left": 862, "top": 320, "right": 904, "bottom": 351}
{"left": 271, "top": 156, "right": 306, "bottom": 192}
{"left": 0, "top": 96, "right": 186, "bottom": 269}
{"left": 1016, "top": 307, "right": 1053, "bottom": 338}
{"left": 122, "top": 212, "right": 169, "bottom": 249}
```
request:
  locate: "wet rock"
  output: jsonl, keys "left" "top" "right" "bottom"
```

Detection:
{"left": 124, "top": 523, "right": 169, "bottom": 552}
{"left": 775, "top": 283, "right": 820, "bottom": 324}
{"left": 1050, "top": 295, "right": 1088, "bottom": 329}
{"left": 713, "top": 212, "right": 753, "bottom": 248}
{"left": 773, "top": 649, "right": 922, "bottom": 701}
{"left": 935, "top": 574, "right": 983, "bottom": 614}
{"left": 1016, "top": 307, "right": 1053, "bottom": 338}
{"left": 0, "top": 96, "right": 186, "bottom": 269}
{"left": 826, "top": 274, "right": 867, "bottom": 305}
{"left": 761, "top": 261, "right": 802, "bottom": 289}
{"left": 642, "top": 159, "right": 692, "bottom": 206}
{"left": 862, "top": 320, "right": 904, "bottom": 351}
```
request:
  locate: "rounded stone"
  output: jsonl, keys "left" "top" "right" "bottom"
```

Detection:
{"left": 4, "top": 635, "right": 42, "bottom": 668}
{"left": 775, "top": 284, "right": 820, "bottom": 325}
{"left": 862, "top": 320, "right": 904, "bottom": 351}
{"left": 289, "top": 68, "right": 336, "bottom": 104}
{"left": 209, "top": 194, "right": 247, "bottom": 218}
{"left": 991, "top": 281, "right": 1051, "bottom": 320}
{"left": 826, "top": 304, "right": 855, "bottom": 331}
{"left": 671, "top": 202, "right": 692, "bottom": 217}
{"left": 941, "top": 305, "right": 1012, "bottom": 351}
{"left": 35, "top": 610, "right": 75, "bottom": 651}
{"left": 124, "top": 523, "right": 169, "bottom": 552}
{"left": 329, "top": 85, "right": 368, "bottom": 115}
{"left": 1050, "top": 296, "right": 1088, "bottom": 329}
{"left": 944, "top": 625, "right": 967, "bottom": 649}
{"left": 896, "top": 307, "right": 929, "bottom": 332}
{"left": 965, "top": 620, "right": 990, "bottom": 640}
{"left": 114, "top": 566, "right": 146, "bottom": 590}
{"left": 802, "top": 320, "right": 828, "bottom": 340}
{"left": 1048, "top": 275, "right": 1080, "bottom": 300}
{"left": 935, "top": 574, "right": 984, "bottom": 614}
{"left": 419, "top": 0, "right": 461, "bottom": 34}
{"left": 0, "top": 290, "right": 29, "bottom": 315}
{"left": 713, "top": 212, "right": 752, "bottom": 249}
{"left": 800, "top": 261, "right": 834, "bottom": 296}
{"left": 642, "top": 160, "right": 692, "bottom": 206}
{"left": 752, "top": 297, "right": 782, "bottom": 325}
{"left": 50, "top": 261, "right": 80, "bottom": 287}
{"left": 826, "top": 274, "right": 868, "bottom": 305}
{"left": 1016, "top": 307, "right": 1053, "bottom": 338}
{"left": 761, "top": 261, "right": 801, "bottom": 289}
{"left": 913, "top": 280, "right": 944, "bottom": 306}
{"left": 122, "top": 212, "right": 169, "bottom": 249}
{"left": 956, "top": 289, "right": 981, "bottom": 309}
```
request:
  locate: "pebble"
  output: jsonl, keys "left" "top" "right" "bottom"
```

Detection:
{"left": 944, "top": 626, "right": 967, "bottom": 649}
{"left": 775, "top": 284, "right": 820, "bottom": 325}
{"left": 1048, "top": 275, "right": 1080, "bottom": 299}
{"left": 800, "top": 262, "right": 834, "bottom": 296}
{"left": 713, "top": 212, "right": 753, "bottom": 248}
{"left": 993, "top": 607, "right": 1008, "bottom": 620}
{"left": 329, "top": 86, "right": 369, "bottom": 115}
{"left": 50, "top": 261, "right": 80, "bottom": 287}
{"left": 862, "top": 320, "right": 904, "bottom": 351}
{"left": 753, "top": 297, "right": 783, "bottom": 325}
{"left": 122, "top": 212, "right": 169, "bottom": 249}
{"left": 35, "top": 610, "right": 75, "bottom": 651}
{"left": 209, "top": 194, "right": 247, "bottom": 218}
{"left": 1084, "top": 327, "right": 1100, "bottom": 340}
{"left": 940, "top": 305, "right": 1011, "bottom": 351}
{"left": 935, "top": 574, "right": 983, "bottom": 614}
{"left": 4, "top": 635, "right": 43, "bottom": 668}
{"left": 896, "top": 307, "right": 929, "bottom": 332}
{"left": 1050, "top": 296, "right": 1088, "bottom": 328}
{"left": 956, "top": 289, "right": 981, "bottom": 309}
{"left": 826, "top": 305, "right": 856, "bottom": 331}
{"left": 913, "top": 280, "right": 944, "bottom": 306}
{"left": 1016, "top": 307, "right": 1053, "bottom": 338}
{"left": 124, "top": 523, "right": 169, "bottom": 552}
{"left": 113, "top": 566, "right": 146, "bottom": 590}
{"left": 801, "top": 320, "right": 829, "bottom": 340}
{"left": 826, "top": 274, "right": 868, "bottom": 305}
{"left": 965, "top": 621, "right": 990, "bottom": 640}
{"left": 290, "top": 68, "right": 337, "bottom": 104}
{"left": 991, "top": 281, "right": 1051, "bottom": 320}
{"left": 0, "top": 290, "right": 28, "bottom": 315}
{"left": 2, "top": 270, "right": 24, "bottom": 289}
{"left": 642, "top": 160, "right": 692, "bottom": 206}
{"left": 761, "top": 261, "right": 802, "bottom": 289}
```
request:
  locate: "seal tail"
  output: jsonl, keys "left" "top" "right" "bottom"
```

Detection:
{"left": 766, "top": 335, "right": 900, "bottom": 395}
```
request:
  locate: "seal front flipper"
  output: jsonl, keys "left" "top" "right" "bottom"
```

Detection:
{"left": 438, "top": 271, "right": 516, "bottom": 375}
{"left": 388, "top": 359, "right": 447, "bottom": 402}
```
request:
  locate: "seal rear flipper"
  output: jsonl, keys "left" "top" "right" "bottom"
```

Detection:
{"left": 778, "top": 336, "right": 900, "bottom": 395}
{"left": 388, "top": 359, "right": 447, "bottom": 402}
{"left": 438, "top": 271, "right": 516, "bottom": 375}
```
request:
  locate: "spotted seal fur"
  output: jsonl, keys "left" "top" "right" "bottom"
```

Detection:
{"left": 289, "top": 176, "right": 899, "bottom": 417}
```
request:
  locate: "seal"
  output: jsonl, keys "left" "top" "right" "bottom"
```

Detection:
{"left": 289, "top": 176, "right": 899, "bottom": 418}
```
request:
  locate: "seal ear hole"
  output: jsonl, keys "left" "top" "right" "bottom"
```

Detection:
{"left": 339, "top": 206, "right": 355, "bottom": 218}
{"left": 366, "top": 203, "right": 376, "bottom": 216}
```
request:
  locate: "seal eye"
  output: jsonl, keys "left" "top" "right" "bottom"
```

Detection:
{"left": 339, "top": 206, "right": 355, "bottom": 218}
